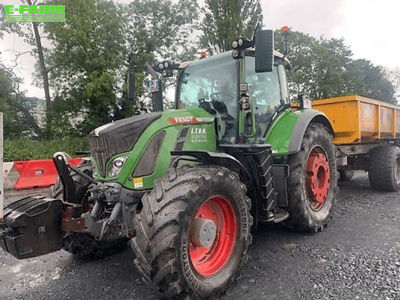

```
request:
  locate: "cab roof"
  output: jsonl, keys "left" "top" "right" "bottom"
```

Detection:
{"left": 179, "top": 49, "right": 292, "bottom": 70}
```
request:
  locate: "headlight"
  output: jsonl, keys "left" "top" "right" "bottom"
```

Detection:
{"left": 108, "top": 154, "right": 128, "bottom": 178}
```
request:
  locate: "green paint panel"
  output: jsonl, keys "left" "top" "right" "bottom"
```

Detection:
{"left": 93, "top": 108, "right": 217, "bottom": 190}
{"left": 265, "top": 109, "right": 301, "bottom": 155}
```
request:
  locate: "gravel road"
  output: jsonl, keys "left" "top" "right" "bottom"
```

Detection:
{"left": 1, "top": 172, "right": 399, "bottom": 300}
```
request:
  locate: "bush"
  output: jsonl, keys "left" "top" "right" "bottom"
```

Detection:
{"left": 4, "top": 137, "right": 89, "bottom": 162}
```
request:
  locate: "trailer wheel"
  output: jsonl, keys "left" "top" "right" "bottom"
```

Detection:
{"left": 339, "top": 169, "right": 354, "bottom": 182}
{"left": 368, "top": 145, "right": 400, "bottom": 192}
{"left": 50, "top": 160, "right": 127, "bottom": 259}
{"left": 131, "top": 165, "right": 252, "bottom": 299}
{"left": 286, "top": 123, "right": 338, "bottom": 232}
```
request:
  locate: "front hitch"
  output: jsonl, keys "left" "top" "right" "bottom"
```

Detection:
{"left": 52, "top": 152, "right": 94, "bottom": 204}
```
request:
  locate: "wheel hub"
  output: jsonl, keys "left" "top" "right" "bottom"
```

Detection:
{"left": 188, "top": 195, "right": 237, "bottom": 278}
{"left": 305, "top": 147, "right": 330, "bottom": 211}
{"left": 190, "top": 218, "right": 217, "bottom": 248}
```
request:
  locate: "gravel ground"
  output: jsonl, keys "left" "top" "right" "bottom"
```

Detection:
{"left": 1, "top": 171, "right": 399, "bottom": 300}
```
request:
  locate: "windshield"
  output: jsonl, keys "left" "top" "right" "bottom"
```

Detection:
{"left": 177, "top": 53, "right": 238, "bottom": 143}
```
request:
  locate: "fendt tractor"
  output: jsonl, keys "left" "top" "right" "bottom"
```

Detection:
{"left": 2, "top": 28, "right": 400, "bottom": 299}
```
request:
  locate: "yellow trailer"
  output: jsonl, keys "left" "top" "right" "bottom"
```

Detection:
{"left": 311, "top": 95, "right": 400, "bottom": 189}
{"left": 312, "top": 95, "right": 400, "bottom": 145}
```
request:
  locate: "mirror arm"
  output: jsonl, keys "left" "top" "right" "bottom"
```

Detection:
{"left": 146, "top": 63, "right": 159, "bottom": 80}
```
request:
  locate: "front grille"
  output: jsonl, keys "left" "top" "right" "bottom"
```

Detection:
{"left": 89, "top": 134, "right": 110, "bottom": 177}
{"left": 89, "top": 113, "right": 161, "bottom": 177}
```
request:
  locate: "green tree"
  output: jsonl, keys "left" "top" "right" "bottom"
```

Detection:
{"left": 0, "top": 66, "right": 43, "bottom": 138}
{"left": 275, "top": 30, "right": 395, "bottom": 103}
{"left": 343, "top": 59, "right": 395, "bottom": 103}
{"left": 121, "top": 0, "right": 199, "bottom": 117}
{"left": 1, "top": 1, "right": 52, "bottom": 134}
{"left": 44, "top": 0, "right": 126, "bottom": 136}
{"left": 384, "top": 67, "right": 400, "bottom": 103}
{"left": 200, "top": 0, "right": 263, "bottom": 53}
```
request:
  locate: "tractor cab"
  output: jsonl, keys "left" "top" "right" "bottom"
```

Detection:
{"left": 176, "top": 49, "right": 291, "bottom": 144}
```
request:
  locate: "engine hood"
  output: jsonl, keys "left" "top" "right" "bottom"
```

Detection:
{"left": 89, "top": 113, "right": 161, "bottom": 177}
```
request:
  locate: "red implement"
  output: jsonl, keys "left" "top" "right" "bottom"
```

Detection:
{"left": 14, "top": 158, "right": 83, "bottom": 190}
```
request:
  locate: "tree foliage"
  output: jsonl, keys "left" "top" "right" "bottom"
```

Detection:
{"left": 384, "top": 67, "right": 400, "bottom": 103}
{"left": 120, "top": 0, "right": 199, "bottom": 118}
{"left": 200, "top": 0, "right": 263, "bottom": 53}
{"left": 43, "top": 0, "right": 125, "bottom": 137}
{"left": 275, "top": 31, "right": 396, "bottom": 103}
{"left": 2, "top": 0, "right": 399, "bottom": 147}
{"left": 0, "top": 66, "right": 43, "bottom": 138}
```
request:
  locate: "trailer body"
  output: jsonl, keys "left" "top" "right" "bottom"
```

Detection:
{"left": 312, "top": 95, "right": 400, "bottom": 144}
{"left": 312, "top": 95, "right": 400, "bottom": 187}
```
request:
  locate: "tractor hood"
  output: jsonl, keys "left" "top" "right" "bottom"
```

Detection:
{"left": 89, "top": 113, "right": 161, "bottom": 177}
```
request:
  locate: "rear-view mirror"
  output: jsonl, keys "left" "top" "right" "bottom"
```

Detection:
{"left": 255, "top": 30, "right": 274, "bottom": 73}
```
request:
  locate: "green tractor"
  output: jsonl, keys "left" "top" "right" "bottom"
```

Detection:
{"left": 1, "top": 29, "right": 337, "bottom": 298}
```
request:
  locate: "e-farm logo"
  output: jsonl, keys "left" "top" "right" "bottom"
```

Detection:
{"left": 4, "top": 5, "right": 65, "bottom": 22}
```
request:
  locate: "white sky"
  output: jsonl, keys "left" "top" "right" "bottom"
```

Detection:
{"left": 1, "top": 0, "right": 400, "bottom": 98}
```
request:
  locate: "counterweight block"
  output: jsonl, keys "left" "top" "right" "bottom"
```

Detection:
{"left": 0, "top": 195, "right": 64, "bottom": 259}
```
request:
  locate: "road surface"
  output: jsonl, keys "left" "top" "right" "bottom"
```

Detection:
{"left": 0, "top": 172, "right": 399, "bottom": 299}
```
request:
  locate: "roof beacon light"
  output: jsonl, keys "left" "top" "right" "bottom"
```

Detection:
{"left": 199, "top": 50, "right": 207, "bottom": 59}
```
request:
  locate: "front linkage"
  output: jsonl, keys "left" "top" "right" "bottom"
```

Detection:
{"left": 0, "top": 152, "right": 133, "bottom": 259}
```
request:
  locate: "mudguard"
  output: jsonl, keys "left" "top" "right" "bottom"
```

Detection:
{"left": 288, "top": 110, "right": 334, "bottom": 154}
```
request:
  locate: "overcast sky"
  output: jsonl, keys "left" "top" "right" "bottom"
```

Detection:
{"left": 1, "top": 0, "right": 400, "bottom": 98}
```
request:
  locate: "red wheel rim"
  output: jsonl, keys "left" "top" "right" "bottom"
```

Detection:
{"left": 188, "top": 195, "right": 237, "bottom": 278}
{"left": 305, "top": 146, "right": 331, "bottom": 211}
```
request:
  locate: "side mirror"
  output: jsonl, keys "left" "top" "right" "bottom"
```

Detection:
{"left": 127, "top": 71, "right": 135, "bottom": 100}
{"left": 255, "top": 30, "right": 274, "bottom": 73}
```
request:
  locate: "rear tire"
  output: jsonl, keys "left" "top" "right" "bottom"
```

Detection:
{"left": 130, "top": 165, "right": 252, "bottom": 299}
{"left": 50, "top": 160, "right": 127, "bottom": 259}
{"left": 286, "top": 123, "right": 338, "bottom": 232}
{"left": 339, "top": 169, "right": 354, "bottom": 182}
{"left": 368, "top": 145, "right": 400, "bottom": 192}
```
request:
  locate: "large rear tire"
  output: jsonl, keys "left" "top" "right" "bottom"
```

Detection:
{"left": 286, "top": 123, "right": 338, "bottom": 232}
{"left": 368, "top": 145, "right": 400, "bottom": 192}
{"left": 50, "top": 160, "right": 127, "bottom": 259}
{"left": 131, "top": 165, "right": 252, "bottom": 299}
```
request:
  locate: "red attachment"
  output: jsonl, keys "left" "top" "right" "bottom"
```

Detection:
{"left": 14, "top": 158, "right": 83, "bottom": 190}
{"left": 189, "top": 195, "right": 237, "bottom": 278}
{"left": 305, "top": 147, "right": 330, "bottom": 211}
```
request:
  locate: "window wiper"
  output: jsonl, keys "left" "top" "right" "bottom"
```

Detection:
{"left": 272, "top": 101, "right": 291, "bottom": 121}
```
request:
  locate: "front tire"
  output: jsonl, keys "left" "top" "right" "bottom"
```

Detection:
{"left": 131, "top": 165, "right": 252, "bottom": 299}
{"left": 286, "top": 123, "right": 338, "bottom": 232}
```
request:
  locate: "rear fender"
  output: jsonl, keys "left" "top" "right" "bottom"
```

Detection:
{"left": 288, "top": 109, "right": 334, "bottom": 154}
